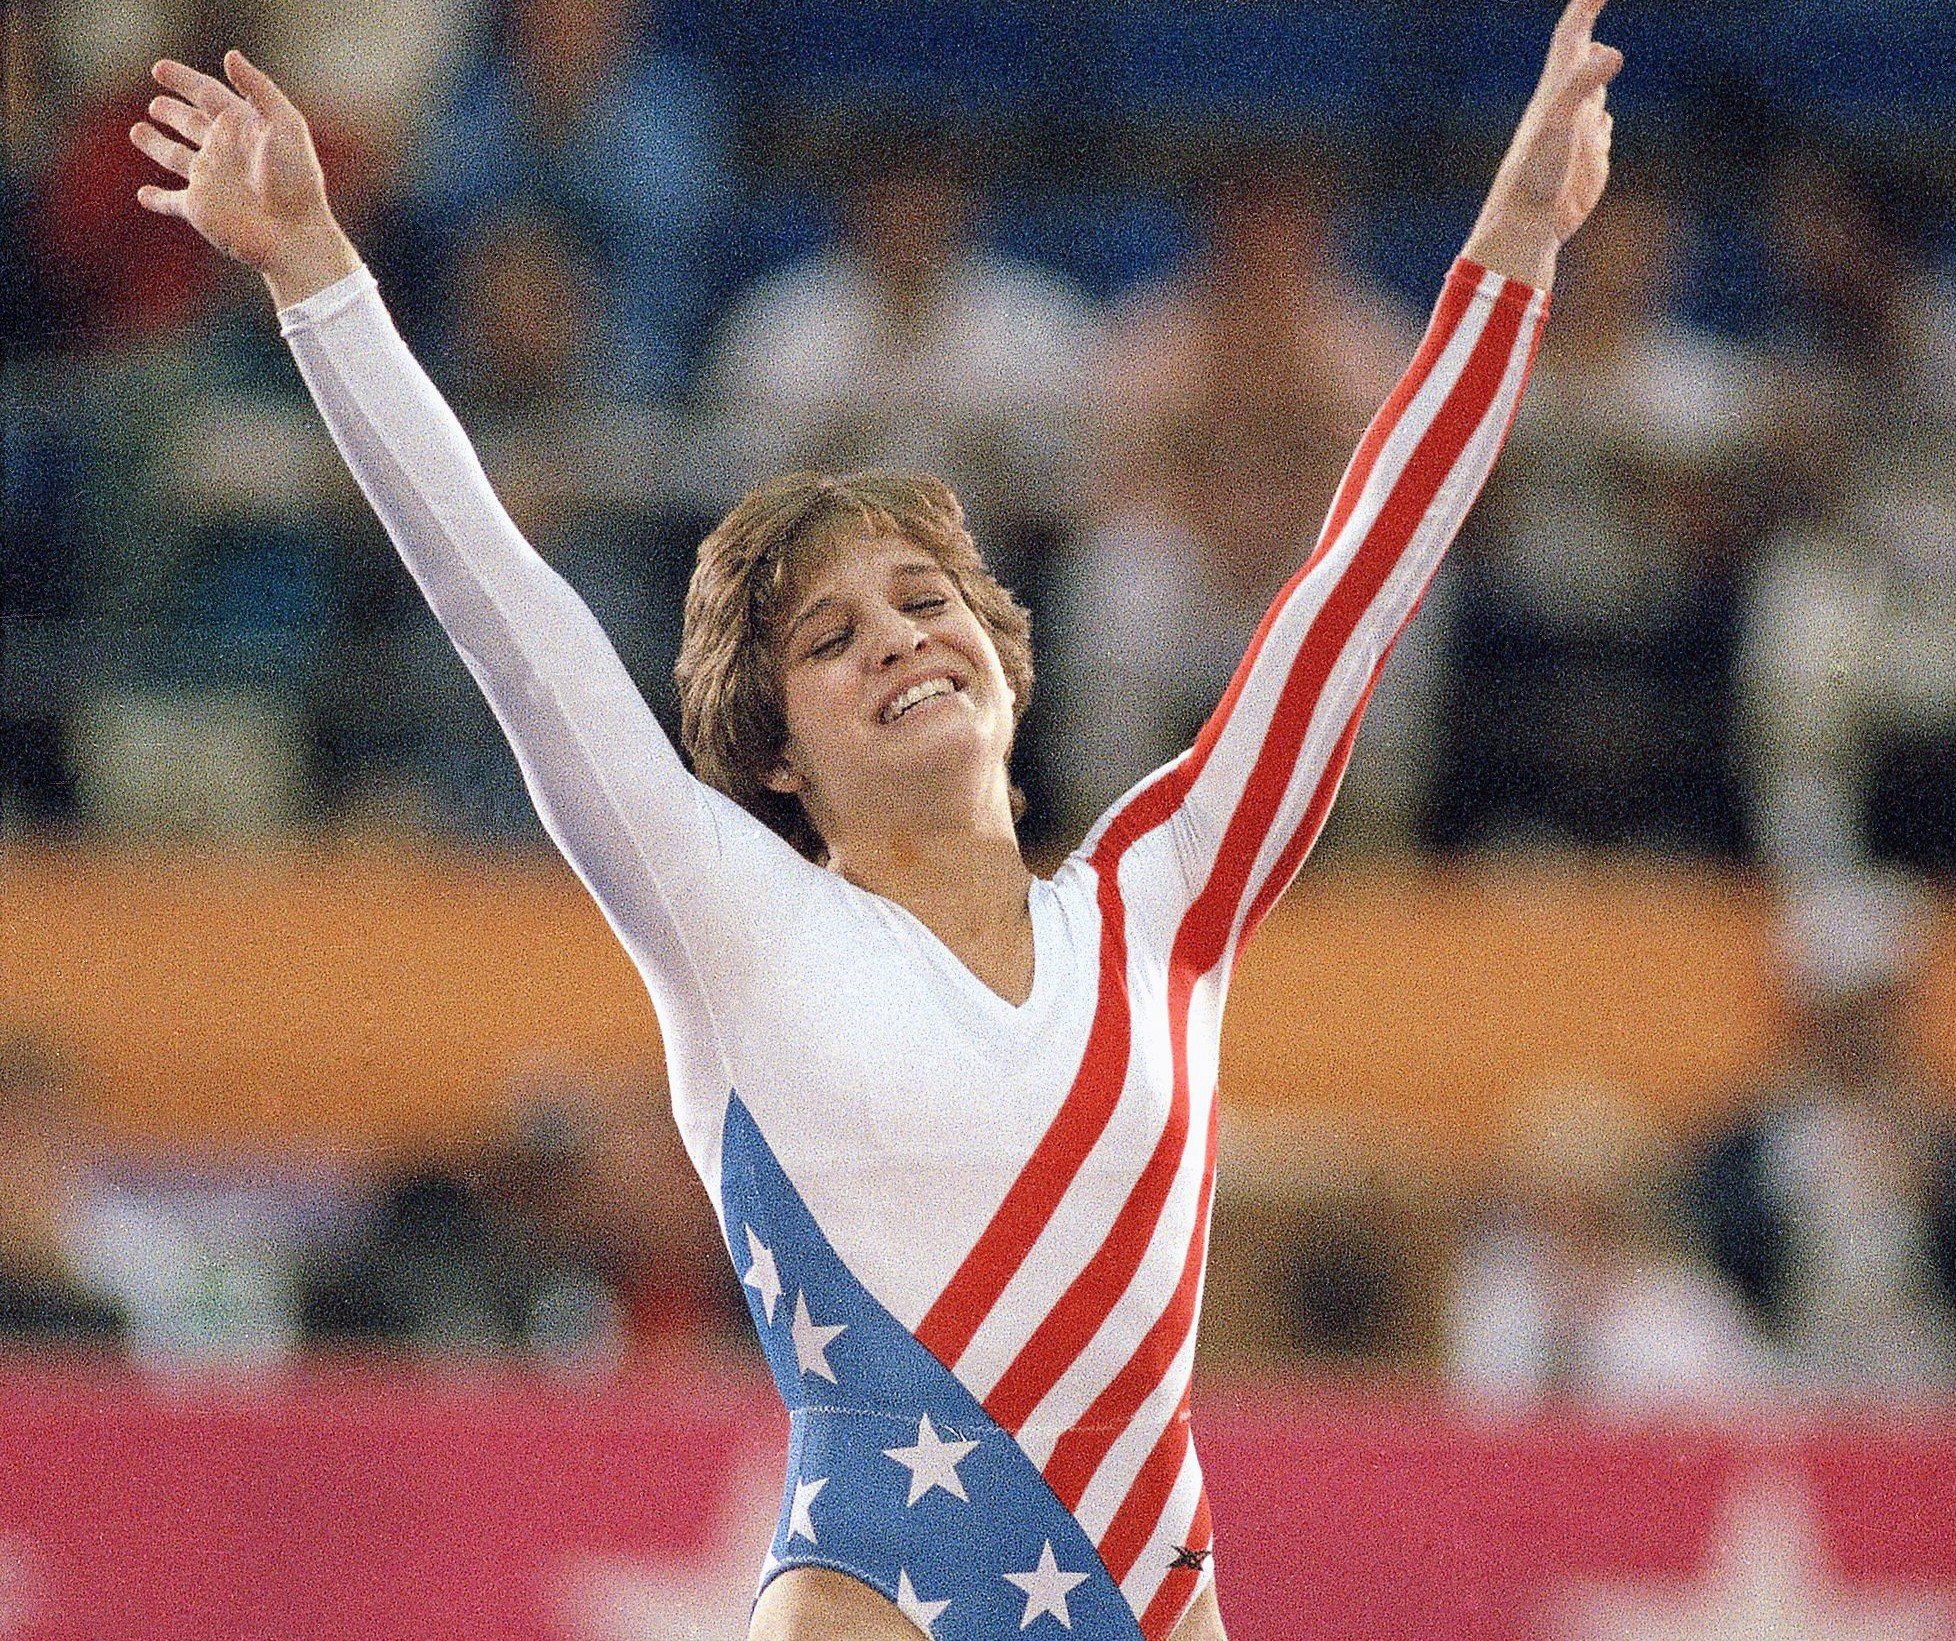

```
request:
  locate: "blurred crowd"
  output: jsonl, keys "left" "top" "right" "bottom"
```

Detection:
{"left": 5, "top": 0, "right": 1956, "bottom": 1402}
{"left": 0, "top": 1036, "right": 750, "bottom": 1369}
{"left": 5, "top": 0, "right": 1953, "bottom": 862}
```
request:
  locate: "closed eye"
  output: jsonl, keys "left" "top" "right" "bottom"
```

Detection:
{"left": 903, "top": 596, "right": 949, "bottom": 615}
{"left": 809, "top": 627, "right": 851, "bottom": 658}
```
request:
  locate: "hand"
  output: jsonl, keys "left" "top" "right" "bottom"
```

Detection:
{"left": 1463, "top": 0, "right": 1624, "bottom": 290}
{"left": 130, "top": 51, "right": 361, "bottom": 308}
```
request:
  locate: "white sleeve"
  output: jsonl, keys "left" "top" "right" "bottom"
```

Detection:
{"left": 278, "top": 265, "right": 797, "bottom": 1005}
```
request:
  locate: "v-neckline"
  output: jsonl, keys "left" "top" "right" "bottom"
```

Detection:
{"left": 868, "top": 877, "right": 1053, "bottom": 1020}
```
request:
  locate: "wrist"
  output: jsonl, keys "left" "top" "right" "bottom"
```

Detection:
{"left": 261, "top": 214, "right": 362, "bottom": 311}
{"left": 1462, "top": 215, "right": 1560, "bottom": 292}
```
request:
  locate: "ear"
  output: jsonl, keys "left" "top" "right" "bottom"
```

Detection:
{"left": 763, "top": 757, "right": 805, "bottom": 797}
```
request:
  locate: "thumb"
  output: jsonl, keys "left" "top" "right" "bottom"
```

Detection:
{"left": 1545, "top": 38, "right": 1624, "bottom": 115}
{"left": 1580, "top": 42, "right": 1626, "bottom": 97}
{"left": 224, "top": 49, "right": 296, "bottom": 120}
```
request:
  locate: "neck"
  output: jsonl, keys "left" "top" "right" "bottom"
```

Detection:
{"left": 828, "top": 815, "right": 1033, "bottom": 937}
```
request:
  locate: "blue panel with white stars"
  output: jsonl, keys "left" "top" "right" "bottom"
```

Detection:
{"left": 719, "top": 1091, "right": 1145, "bottom": 1638}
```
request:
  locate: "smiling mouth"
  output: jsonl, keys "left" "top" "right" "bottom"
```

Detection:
{"left": 881, "top": 677, "right": 963, "bottom": 724}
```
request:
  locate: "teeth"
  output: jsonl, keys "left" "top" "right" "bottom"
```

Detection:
{"left": 883, "top": 677, "right": 957, "bottom": 723}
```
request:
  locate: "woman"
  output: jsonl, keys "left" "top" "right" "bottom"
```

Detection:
{"left": 130, "top": 7, "right": 1621, "bottom": 1636}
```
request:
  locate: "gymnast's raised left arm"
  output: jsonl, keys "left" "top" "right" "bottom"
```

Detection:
{"left": 1121, "top": 0, "right": 1623, "bottom": 937}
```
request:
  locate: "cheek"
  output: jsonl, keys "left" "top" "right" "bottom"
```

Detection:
{"left": 779, "top": 666, "right": 853, "bottom": 749}
{"left": 972, "top": 629, "right": 1018, "bottom": 710}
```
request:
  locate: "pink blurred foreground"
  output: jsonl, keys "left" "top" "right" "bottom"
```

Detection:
{"left": 3, "top": 1366, "right": 1953, "bottom": 1639}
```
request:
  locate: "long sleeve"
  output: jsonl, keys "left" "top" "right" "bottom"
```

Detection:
{"left": 1079, "top": 258, "right": 1549, "bottom": 960}
{"left": 278, "top": 266, "right": 788, "bottom": 1012}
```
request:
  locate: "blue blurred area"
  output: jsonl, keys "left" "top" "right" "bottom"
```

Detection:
{"left": 661, "top": 0, "right": 1956, "bottom": 139}
{"left": 1095, "top": 2, "right": 1389, "bottom": 132}
{"left": 7, "top": 0, "right": 1955, "bottom": 856}
{"left": 648, "top": 0, "right": 1956, "bottom": 313}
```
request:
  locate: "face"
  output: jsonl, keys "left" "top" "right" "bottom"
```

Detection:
{"left": 766, "top": 531, "right": 1017, "bottom": 842}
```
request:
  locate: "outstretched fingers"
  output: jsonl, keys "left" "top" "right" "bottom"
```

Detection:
{"left": 134, "top": 180, "right": 188, "bottom": 220}
{"left": 1542, "top": 11, "right": 1623, "bottom": 113}
{"left": 152, "top": 57, "right": 247, "bottom": 119}
{"left": 130, "top": 119, "right": 196, "bottom": 179}
{"left": 1580, "top": 41, "right": 1626, "bottom": 97}
{"left": 1553, "top": 0, "right": 1610, "bottom": 52}
{"left": 147, "top": 94, "right": 212, "bottom": 146}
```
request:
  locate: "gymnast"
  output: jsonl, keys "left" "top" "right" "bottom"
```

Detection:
{"left": 132, "top": 4, "right": 1620, "bottom": 1635}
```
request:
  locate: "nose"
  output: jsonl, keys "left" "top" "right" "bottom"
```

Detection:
{"left": 875, "top": 612, "right": 929, "bottom": 669}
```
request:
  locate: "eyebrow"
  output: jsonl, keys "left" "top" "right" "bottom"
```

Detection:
{"left": 783, "top": 561, "right": 948, "bottom": 645}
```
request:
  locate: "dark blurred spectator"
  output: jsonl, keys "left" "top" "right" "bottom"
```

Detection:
{"left": 33, "top": 97, "right": 227, "bottom": 350}
{"left": 561, "top": 1087, "right": 745, "bottom": 1358}
{"left": 296, "top": 1074, "right": 739, "bottom": 1361}
{"left": 1204, "top": 1111, "right": 1439, "bottom": 1372}
{"left": 297, "top": 1104, "right": 605, "bottom": 1358}
{"left": 1761, "top": 150, "right": 1956, "bottom": 439}
{"left": 50, "top": 44, "right": 442, "bottom": 841}
{"left": 1681, "top": 874, "right": 1956, "bottom": 1395}
{"left": 1053, "top": 146, "right": 1416, "bottom": 839}
{"left": 404, "top": 0, "right": 734, "bottom": 397}
{"left": 0, "top": 1036, "right": 123, "bottom": 1350}
{"left": 1, "top": 214, "right": 86, "bottom": 833}
{"left": 1424, "top": 183, "right": 1756, "bottom": 859}
{"left": 3, "top": 9, "right": 98, "bottom": 831}
{"left": 696, "top": 127, "right": 1099, "bottom": 580}
{"left": 1446, "top": 1081, "right": 1773, "bottom": 1411}
{"left": 1737, "top": 153, "right": 1956, "bottom": 876}
{"left": 24, "top": 0, "right": 250, "bottom": 353}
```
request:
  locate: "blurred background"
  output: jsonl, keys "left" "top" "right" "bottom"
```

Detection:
{"left": 4, "top": 0, "right": 1956, "bottom": 1636}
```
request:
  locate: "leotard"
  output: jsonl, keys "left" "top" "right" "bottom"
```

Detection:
{"left": 279, "top": 256, "right": 1546, "bottom": 1639}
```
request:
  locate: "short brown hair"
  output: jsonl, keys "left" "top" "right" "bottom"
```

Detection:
{"left": 676, "top": 470, "right": 1034, "bottom": 861}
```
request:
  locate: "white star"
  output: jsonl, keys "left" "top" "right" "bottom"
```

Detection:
{"left": 741, "top": 1226, "right": 782, "bottom": 1325}
{"left": 790, "top": 1290, "right": 846, "bottom": 1382}
{"left": 895, "top": 1569, "right": 951, "bottom": 1633}
{"left": 1561, "top": 1472, "right": 1954, "bottom": 1641}
{"left": 1003, "top": 1540, "right": 1089, "bottom": 1630}
{"left": 884, "top": 1413, "right": 979, "bottom": 1506}
{"left": 787, "top": 1476, "right": 827, "bottom": 1546}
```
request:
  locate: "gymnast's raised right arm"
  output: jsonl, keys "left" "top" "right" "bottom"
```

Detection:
{"left": 129, "top": 51, "right": 761, "bottom": 976}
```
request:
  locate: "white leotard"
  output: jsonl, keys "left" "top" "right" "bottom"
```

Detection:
{"left": 280, "top": 256, "right": 1546, "bottom": 1639}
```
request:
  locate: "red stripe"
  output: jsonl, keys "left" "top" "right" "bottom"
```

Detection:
{"left": 1236, "top": 674, "right": 1375, "bottom": 948}
{"left": 1041, "top": 1093, "right": 1217, "bottom": 1509}
{"left": 1178, "top": 267, "right": 1485, "bottom": 791}
{"left": 1293, "top": 267, "right": 1485, "bottom": 581}
{"left": 1137, "top": 1489, "right": 1214, "bottom": 1641}
{"left": 1236, "top": 289, "right": 1543, "bottom": 948}
{"left": 984, "top": 1072, "right": 1194, "bottom": 1430}
{"left": 1036, "top": 287, "right": 1532, "bottom": 1512}
{"left": 914, "top": 768, "right": 1193, "bottom": 1367}
{"left": 1191, "top": 282, "right": 1527, "bottom": 972}
{"left": 989, "top": 278, "right": 1519, "bottom": 1434}
{"left": 915, "top": 268, "right": 1525, "bottom": 1383}
{"left": 1098, "top": 1403, "right": 1195, "bottom": 1586}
